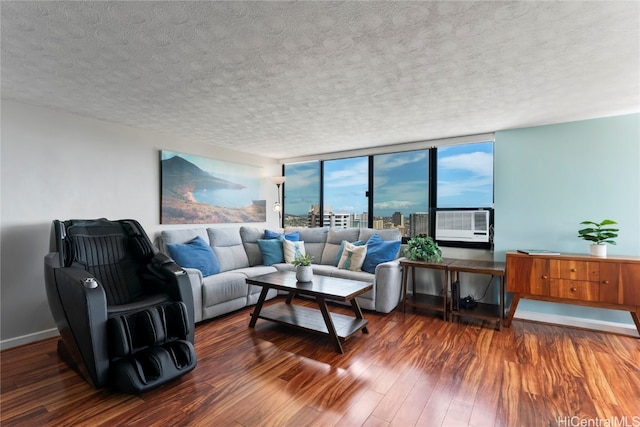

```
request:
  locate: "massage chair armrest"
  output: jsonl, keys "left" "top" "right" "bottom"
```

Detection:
{"left": 51, "top": 266, "right": 110, "bottom": 387}
{"left": 147, "top": 253, "right": 196, "bottom": 342}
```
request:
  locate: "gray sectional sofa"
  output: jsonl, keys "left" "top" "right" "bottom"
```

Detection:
{"left": 157, "top": 226, "right": 404, "bottom": 323}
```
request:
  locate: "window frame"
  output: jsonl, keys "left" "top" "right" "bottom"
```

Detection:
{"left": 282, "top": 140, "right": 495, "bottom": 249}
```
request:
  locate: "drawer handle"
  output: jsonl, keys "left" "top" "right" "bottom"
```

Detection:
{"left": 570, "top": 268, "right": 577, "bottom": 272}
{"left": 542, "top": 275, "right": 548, "bottom": 279}
{"left": 602, "top": 280, "right": 609, "bottom": 284}
{"left": 570, "top": 287, "right": 577, "bottom": 292}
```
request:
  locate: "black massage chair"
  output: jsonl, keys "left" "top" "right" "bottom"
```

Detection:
{"left": 44, "top": 218, "right": 196, "bottom": 393}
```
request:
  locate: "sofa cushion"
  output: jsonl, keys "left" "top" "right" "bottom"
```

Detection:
{"left": 207, "top": 227, "right": 249, "bottom": 272}
{"left": 240, "top": 226, "right": 264, "bottom": 267}
{"left": 257, "top": 239, "right": 284, "bottom": 266}
{"left": 202, "top": 271, "right": 248, "bottom": 307}
{"left": 337, "top": 241, "right": 367, "bottom": 271}
{"left": 160, "top": 228, "right": 210, "bottom": 249}
{"left": 286, "top": 227, "right": 328, "bottom": 264}
{"left": 321, "top": 228, "right": 361, "bottom": 265}
{"left": 359, "top": 228, "right": 401, "bottom": 242}
{"left": 283, "top": 240, "right": 306, "bottom": 263}
{"left": 166, "top": 236, "right": 220, "bottom": 277}
{"left": 362, "top": 233, "right": 402, "bottom": 274}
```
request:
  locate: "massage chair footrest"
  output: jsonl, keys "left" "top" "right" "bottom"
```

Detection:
{"left": 110, "top": 340, "right": 196, "bottom": 394}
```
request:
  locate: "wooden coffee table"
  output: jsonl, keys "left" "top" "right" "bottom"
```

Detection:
{"left": 246, "top": 271, "right": 373, "bottom": 354}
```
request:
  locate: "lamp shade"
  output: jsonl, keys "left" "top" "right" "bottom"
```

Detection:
{"left": 270, "top": 176, "right": 285, "bottom": 186}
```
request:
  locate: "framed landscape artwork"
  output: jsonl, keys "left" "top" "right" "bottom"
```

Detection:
{"left": 160, "top": 150, "right": 266, "bottom": 224}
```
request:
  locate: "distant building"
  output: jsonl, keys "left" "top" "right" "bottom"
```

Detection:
{"left": 409, "top": 212, "right": 430, "bottom": 236}
{"left": 351, "top": 212, "right": 368, "bottom": 228}
{"left": 392, "top": 211, "right": 404, "bottom": 227}
{"left": 308, "top": 205, "right": 350, "bottom": 228}
{"left": 373, "top": 219, "right": 384, "bottom": 229}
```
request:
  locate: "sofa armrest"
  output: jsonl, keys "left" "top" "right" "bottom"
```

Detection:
{"left": 181, "top": 267, "right": 204, "bottom": 323}
{"left": 373, "top": 258, "right": 403, "bottom": 313}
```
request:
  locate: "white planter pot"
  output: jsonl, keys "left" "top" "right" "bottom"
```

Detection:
{"left": 296, "top": 265, "right": 313, "bottom": 282}
{"left": 590, "top": 244, "right": 607, "bottom": 257}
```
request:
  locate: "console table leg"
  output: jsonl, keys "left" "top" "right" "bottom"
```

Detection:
{"left": 316, "top": 296, "right": 343, "bottom": 354}
{"left": 249, "top": 286, "right": 271, "bottom": 328}
{"left": 631, "top": 308, "right": 640, "bottom": 337}
{"left": 505, "top": 293, "right": 520, "bottom": 328}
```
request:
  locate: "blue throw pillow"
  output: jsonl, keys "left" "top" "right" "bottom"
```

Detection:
{"left": 257, "top": 238, "right": 285, "bottom": 266}
{"left": 362, "top": 234, "right": 401, "bottom": 274}
{"left": 334, "top": 240, "right": 365, "bottom": 266}
{"left": 264, "top": 229, "right": 300, "bottom": 241}
{"left": 166, "top": 236, "right": 220, "bottom": 277}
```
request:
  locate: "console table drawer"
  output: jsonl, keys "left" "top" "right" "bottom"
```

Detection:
{"left": 550, "top": 260, "right": 599, "bottom": 281}
{"left": 549, "top": 279, "right": 599, "bottom": 302}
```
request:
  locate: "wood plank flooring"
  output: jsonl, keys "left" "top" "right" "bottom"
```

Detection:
{"left": 2, "top": 296, "right": 639, "bottom": 426}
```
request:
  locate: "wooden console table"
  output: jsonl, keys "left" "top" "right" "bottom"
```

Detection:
{"left": 505, "top": 252, "right": 640, "bottom": 336}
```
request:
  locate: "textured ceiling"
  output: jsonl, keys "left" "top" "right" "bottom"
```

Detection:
{"left": 1, "top": 1, "right": 638, "bottom": 160}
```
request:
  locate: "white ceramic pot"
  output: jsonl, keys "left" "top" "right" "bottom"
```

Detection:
{"left": 590, "top": 244, "right": 607, "bottom": 257}
{"left": 296, "top": 265, "right": 313, "bottom": 282}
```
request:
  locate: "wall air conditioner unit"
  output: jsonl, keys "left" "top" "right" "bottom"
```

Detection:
{"left": 435, "top": 210, "right": 490, "bottom": 243}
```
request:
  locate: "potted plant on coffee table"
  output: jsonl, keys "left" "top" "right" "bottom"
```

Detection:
{"left": 403, "top": 234, "right": 442, "bottom": 262}
{"left": 578, "top": 219, "right": 618, "bottom": 257}
{"left": 291, "top": 253, "right": 313, "bottom": 282}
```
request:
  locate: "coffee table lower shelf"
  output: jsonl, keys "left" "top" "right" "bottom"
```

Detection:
{"left": 255, "top": 302, "right": 369, "bottom": 340}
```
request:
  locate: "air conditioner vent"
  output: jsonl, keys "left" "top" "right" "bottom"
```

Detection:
{"left": 435, "top": 210, "right": 490, "bottom": 243}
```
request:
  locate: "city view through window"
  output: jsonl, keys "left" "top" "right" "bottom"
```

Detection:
{"left": 283, "top": 142, "right": 493, "bottom": 238}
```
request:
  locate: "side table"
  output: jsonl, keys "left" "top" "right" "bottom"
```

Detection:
{"left": 400, "top": 258, "right": 454, "bottom": 320}
{"left": 447, "top": 259, "right": 506, "bottom": 330}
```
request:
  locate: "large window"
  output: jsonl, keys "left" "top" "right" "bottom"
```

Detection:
{"left": 282, "top": 161, "right": 320, "bottom": 228}
{"left": 282, "top": 140, "right": 494, "bottom": 247}
{"left": 437, "top": 142, "right": 494, "bottom": 208}
{"left": 323, "top": 157, "right": 369, "bottom": 228}
{"left": 373, "top": 150, "right": 429, "bottom": 237}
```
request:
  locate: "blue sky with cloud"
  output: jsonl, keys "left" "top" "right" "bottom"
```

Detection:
{"left": 284, "top": 142, "right": 493, "bottom": 217}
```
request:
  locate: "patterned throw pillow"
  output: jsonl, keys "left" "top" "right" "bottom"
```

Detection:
{"left": 337, "top": 241, "right": 367, "bottom": 271}
{"left": 283, "top": 239, "right": 306, "bottom": 263}
{"left": 334, "top": 239, "right": 365, "bottom": 266}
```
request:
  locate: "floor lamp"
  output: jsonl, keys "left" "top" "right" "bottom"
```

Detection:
{"left": 271, "top": 176, "right": 285, "bottom": 226}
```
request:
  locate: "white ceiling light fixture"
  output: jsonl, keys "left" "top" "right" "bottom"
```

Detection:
{"left": 270, "top": 176, "right": 285, "bottom": 223}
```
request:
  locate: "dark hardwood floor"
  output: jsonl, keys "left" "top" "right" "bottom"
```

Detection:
{"left": 2, "top": 296, "right": 639, "bottom": 426}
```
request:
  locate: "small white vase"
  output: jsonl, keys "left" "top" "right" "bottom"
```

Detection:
{"left": 590, "top": 244, "right": 607, "bottom": 257}
{"left": 296, "top": 265, "right": 313, "bottom": 282}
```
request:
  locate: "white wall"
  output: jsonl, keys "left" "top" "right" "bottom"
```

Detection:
{"left": 0, "top": 100, "right": 281, "bottom": 348}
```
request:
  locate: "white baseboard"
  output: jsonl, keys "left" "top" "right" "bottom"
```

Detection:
{"left": 515, "top": 310, "right": 639, "bottom": 338}
{"left": 0, "top": 328, "right": 59, "bottom": 351}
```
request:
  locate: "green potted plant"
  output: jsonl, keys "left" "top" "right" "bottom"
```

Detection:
{"left": 578, "top": 219, "right": 619, "bottom": 257}
{"left": 291, "top": 253, "right": 313, "bottom": 282}
{"left": 403, "top": 234, "right": 442, "bottom": 262}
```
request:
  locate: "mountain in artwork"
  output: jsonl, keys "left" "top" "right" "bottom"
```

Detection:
{"left": 162, "top": 155, "right": 246, "bottom": 195}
